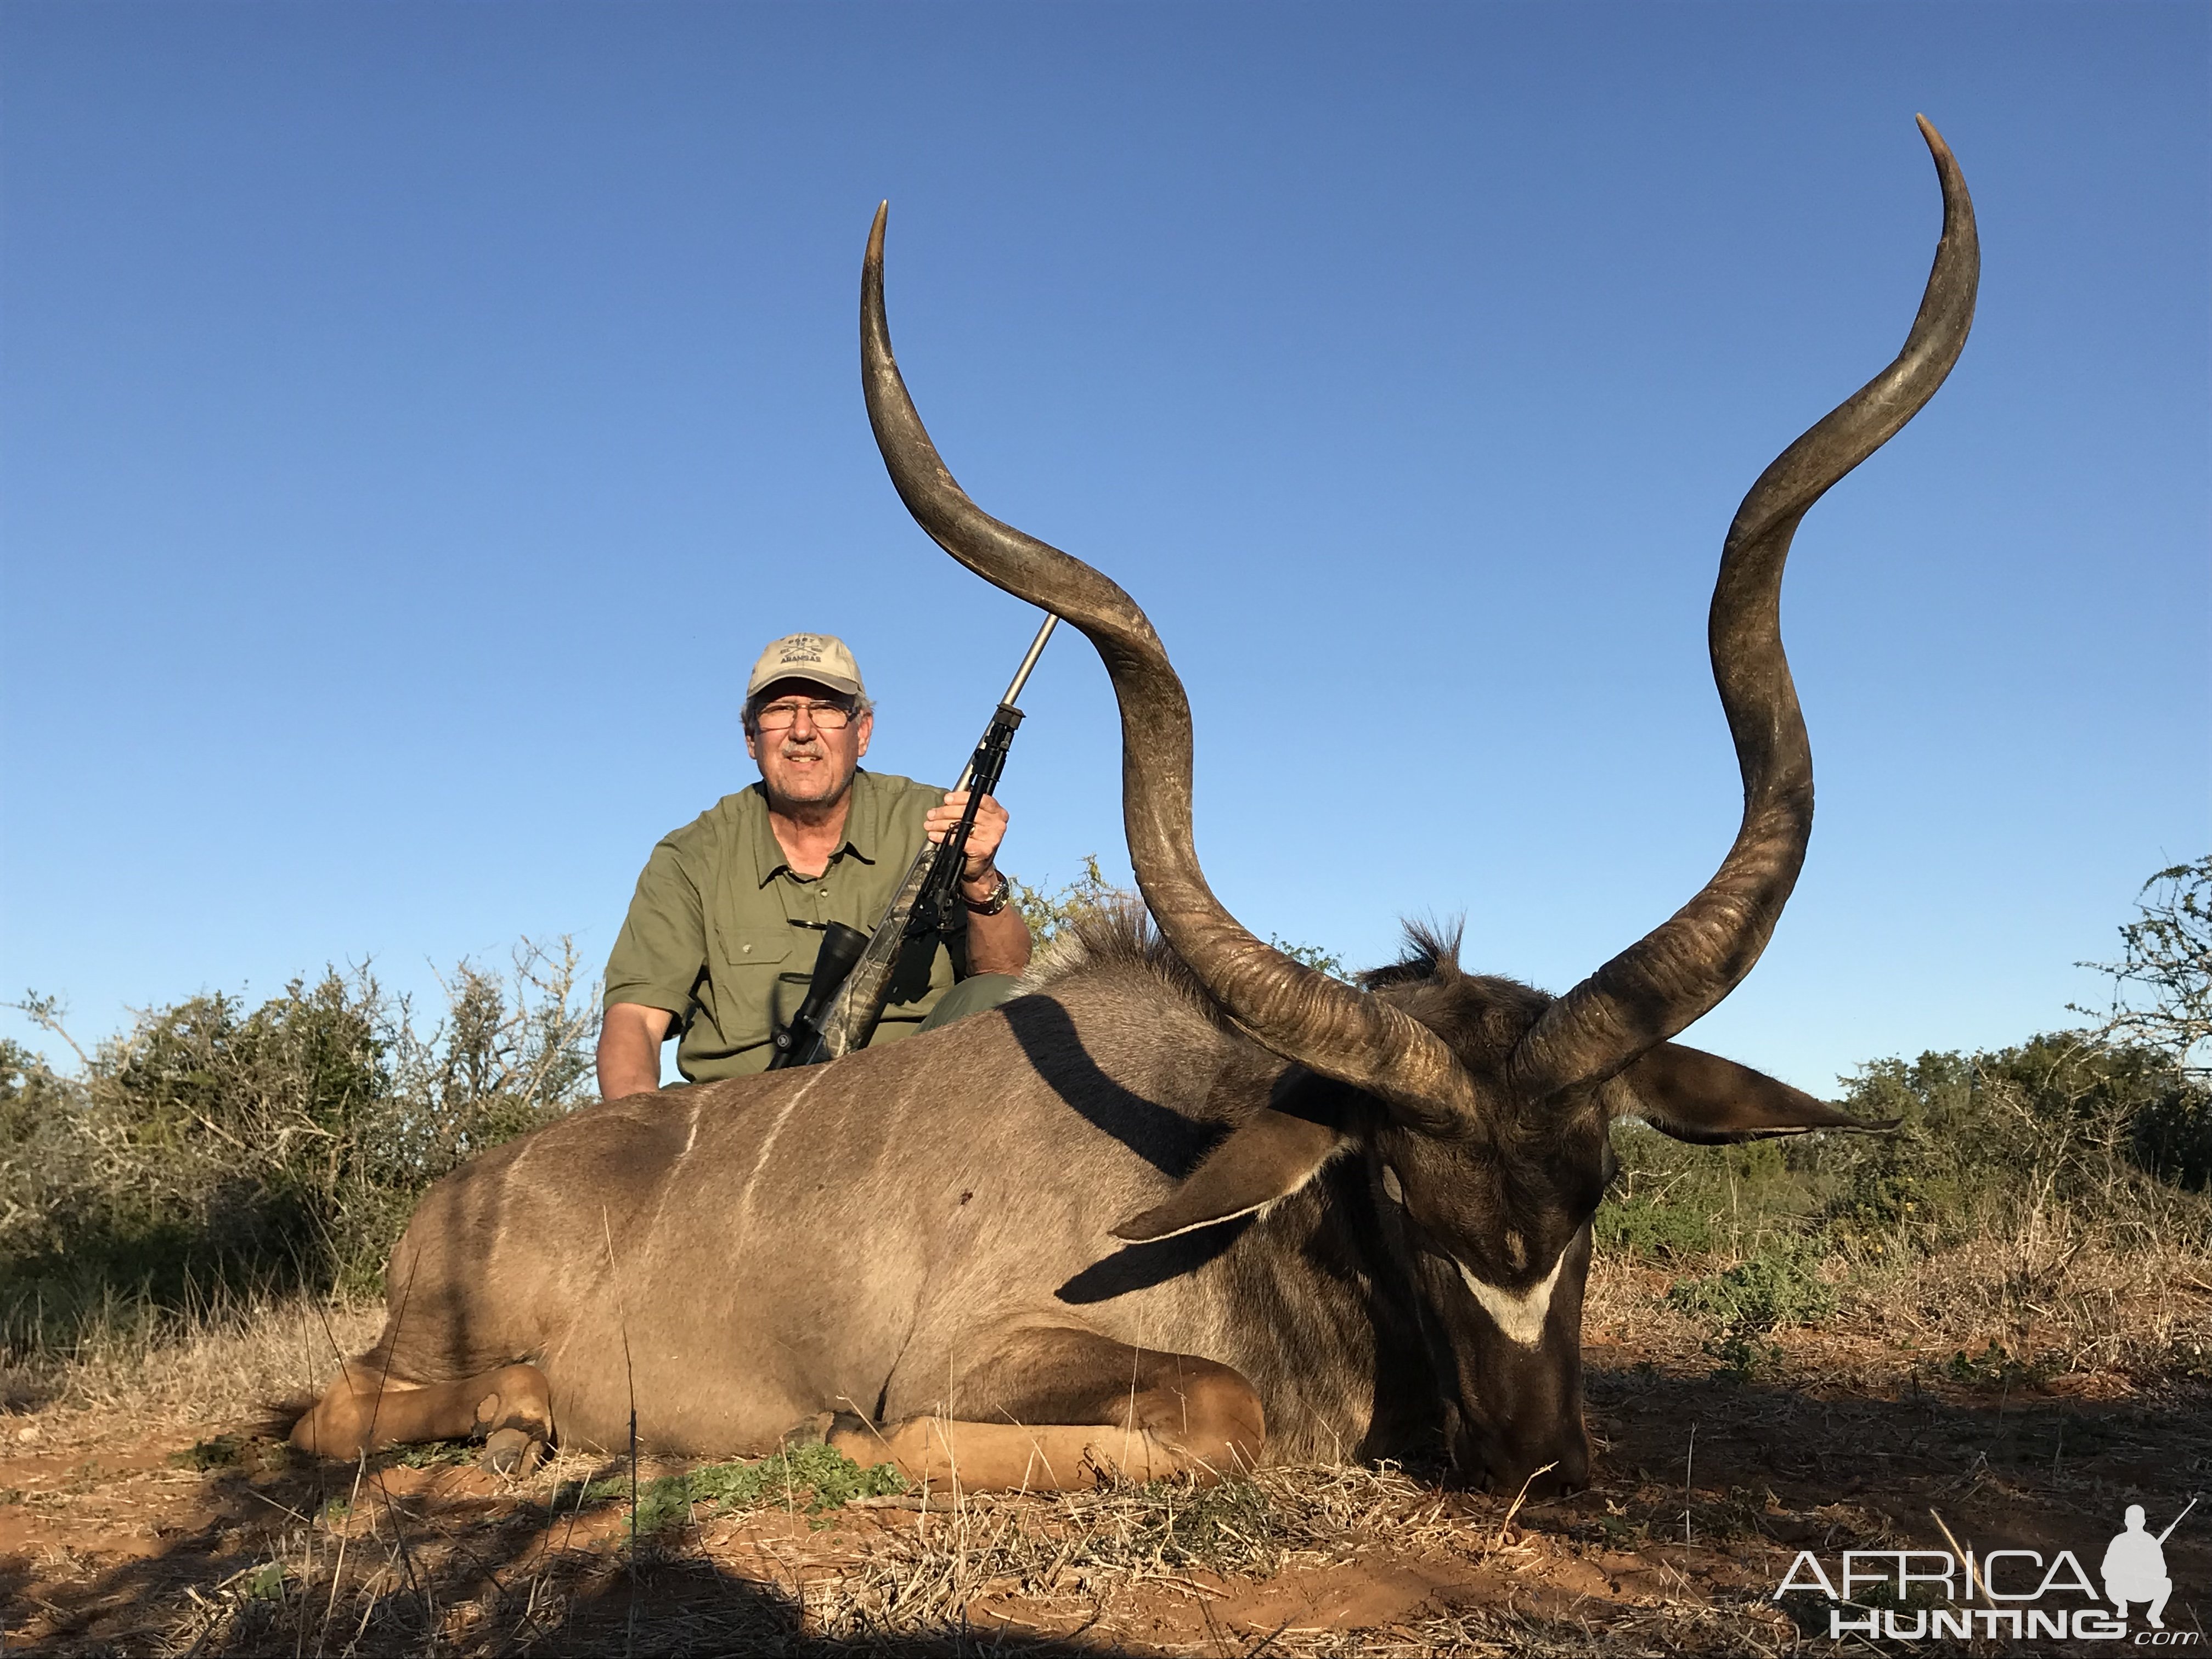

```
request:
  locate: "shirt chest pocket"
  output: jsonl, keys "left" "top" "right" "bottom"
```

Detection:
{"left": 722, "top": 926, "right": 798, "bottom": 971}
{"left": 714, "top": 922, "right": 817, "bottom": 1039}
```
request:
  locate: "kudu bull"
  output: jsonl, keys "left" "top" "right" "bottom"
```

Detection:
{"left": 291, "top": 119, "right": 1977, "bottom": 1494}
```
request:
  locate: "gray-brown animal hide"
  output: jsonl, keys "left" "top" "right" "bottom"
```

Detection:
{"left": 366, "top": 912, "right": 1435, "bottom": 1465}
{"left": 320, "top": 117, "right": 1979, "bottom": 1494}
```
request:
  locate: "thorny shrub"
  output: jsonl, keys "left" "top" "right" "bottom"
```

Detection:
{"left": 1, "top": 939, "right": 598, "bottom": 1362}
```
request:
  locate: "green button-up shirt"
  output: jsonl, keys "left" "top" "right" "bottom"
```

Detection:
{"left": 602, "top": 770, "right": 966, "bottom": 1081}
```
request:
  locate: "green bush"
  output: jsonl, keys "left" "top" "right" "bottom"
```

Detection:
{"left": 1593, "top": 1192, "right": 1720, "bottom": 1260}
{"left": 1664, "top": 1239, "right": 1837, "bottom": 1381}
{"left": 2133, "top": 1084, "right": 2212, "bottom": 1192}
{"left": 1596, "top": 1022, "right": 2211, "bottom": 1284}
{"left": 1, "top": 940, "right": 597, "bottom": 1361}
{"left": 1012, "top": 855, "right": 1121, "bottom": 949}
{"left": 1596, "top": 1127, "right": 1816, "bottom": 1262}
{"left": 1817, "top": 1035, "right": 2210, "bottom": 1250}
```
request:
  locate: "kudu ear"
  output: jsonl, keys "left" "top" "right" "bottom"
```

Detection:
{"left": 1617, "top": 1042, "right": 1896, "bottom": 1145}
{"left": 1111, "top": 1075, "right": 1351, "bottom": 1243}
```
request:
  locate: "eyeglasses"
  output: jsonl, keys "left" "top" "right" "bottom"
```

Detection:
{"left": 753, "top": 698, "right": 856, "bottom": 732}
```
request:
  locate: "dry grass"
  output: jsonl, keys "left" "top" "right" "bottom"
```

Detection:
{"left": 24, "top": 1446, "right": 1809, "bottom": 1657}
{"left": 7, "top": 1141, "right": 2211, "bottom": 1656}
{"left": 6, "top": 1235, "right": 2208, "bottom": 1656}
{"left": 0, "top": 1291, "right": 383, "bottom": 1426}
{"left": 1585, "top": 1193, "right": 2212, "bottom": 1396}
{"left": 802, "top": 1461, "right": 1443, "bottom": 1633}
{"left": 1836, "top": 1231, "right": 2212, "bottom": 1378}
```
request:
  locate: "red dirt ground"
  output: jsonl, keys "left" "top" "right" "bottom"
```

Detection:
{"left": 5, "top": 1325, "right": 2207, "bottom": 1656}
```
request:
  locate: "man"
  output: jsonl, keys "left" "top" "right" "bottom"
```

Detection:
{"left": 2101, "top": 1504, "right": 2174, "bottom": 1629}
{"left": 596, "top": 633, "right": 1031, "bottom": 1098}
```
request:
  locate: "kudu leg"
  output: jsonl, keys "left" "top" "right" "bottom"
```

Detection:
{"left": 290, "top": 1361, "right": 555, "bottom": 1475}
{"left": 833, "top": 1327, "right": 1265, "bottom": 1491}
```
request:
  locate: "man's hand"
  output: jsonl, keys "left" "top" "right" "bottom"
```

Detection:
{"left": 924, "top": 791, "right": 1009, "bottom": 882}
{"left": 926, "top": 790, "right": 1030, "bottom": 975}
{"left": 597, "top": 1002, "right": 675, "bottom": 1101}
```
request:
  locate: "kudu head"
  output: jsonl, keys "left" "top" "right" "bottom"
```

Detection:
{"left": 858, "top": 117, "right": 1977, "bottom": 1492}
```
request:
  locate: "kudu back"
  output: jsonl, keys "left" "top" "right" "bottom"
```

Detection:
{"left": 291, "top": 121, "right": 1976, "bottom": 1493}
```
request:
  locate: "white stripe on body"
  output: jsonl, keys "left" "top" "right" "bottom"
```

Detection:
{"left": 738, "top": 1068, "right": 826, "bottom": 1220}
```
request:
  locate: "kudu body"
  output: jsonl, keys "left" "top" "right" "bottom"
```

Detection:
{"left": 291, "top": 121, "right": 1977, "bottom": 1493}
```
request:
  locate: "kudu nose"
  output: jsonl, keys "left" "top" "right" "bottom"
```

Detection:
{"left": 1486, "top": 1446, "right": 1588, "bottom": 1499}
{"left": 1470, "top": 1417, "right": 1592, "bottom": 1498}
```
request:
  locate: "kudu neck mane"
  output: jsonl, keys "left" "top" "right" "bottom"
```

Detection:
{"left": 1029, "top": 904, "right": 1558, "bottom": 1131}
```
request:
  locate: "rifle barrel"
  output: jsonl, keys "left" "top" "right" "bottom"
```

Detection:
{"left": 955, "top": 613, "right": 1057, "bottom": 791}
{"left": 2156, "top": 1496, "right": 2197, "bottom": 1544}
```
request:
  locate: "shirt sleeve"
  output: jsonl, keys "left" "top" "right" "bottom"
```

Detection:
{"left": 602, "top": 836, "right": 708, "bottom": 1018}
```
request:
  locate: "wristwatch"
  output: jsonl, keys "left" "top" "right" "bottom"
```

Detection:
{"left": 963, "top": 869, "right": 1013, "bottom": 917}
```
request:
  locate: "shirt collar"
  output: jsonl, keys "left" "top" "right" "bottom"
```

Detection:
{"left": 748, "top": 769, "right": 884, "bottom": 888}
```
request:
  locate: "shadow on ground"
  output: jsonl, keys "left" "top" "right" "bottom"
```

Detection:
{"left": 6, "top": 1363, "right": 2209, "bottom": 1655}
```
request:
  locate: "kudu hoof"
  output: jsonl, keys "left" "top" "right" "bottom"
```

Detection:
{"left": 481, "top": 1427, "right": 548, "bottom": 1479}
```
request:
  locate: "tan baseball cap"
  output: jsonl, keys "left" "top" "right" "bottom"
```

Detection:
{"left": 746, "top": 633, "right": 866, "bottom": 701}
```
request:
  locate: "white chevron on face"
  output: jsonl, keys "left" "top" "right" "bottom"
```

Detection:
{"left": 1456, "top": 1250, "right": 1567, "bottom": 1349}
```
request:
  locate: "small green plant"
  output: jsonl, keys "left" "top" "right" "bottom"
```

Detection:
{"left": 392, "top": 1438, "right": 475, "bottom": 1469}
{"left": 1593, "top": 1511, "right": 1646, "bottom": 1547}
{"left": 172, "top": 1434, "right": 246, "bottom": 1470}
{"left": 1112, "top": 1478, "right": 1282, "bottom": 1571}
{"left": 1668, "top": 1243, "right": 1836, "bottom": 1334}
{"left": 1669, "top": 1240, "right": 1835, "bottom": 1380}
{"left": 1701, "top": 1329, "right": 1785, "bottom": 1383}
{"left": 1939, "top": 1339, "right": 2056, "bottom": 1389}
{"left": 170, "top": 1434, "right": 289, "bottom": 1476}
{"left": 567, "top": 1442, "right": 907, "bottom": 1536}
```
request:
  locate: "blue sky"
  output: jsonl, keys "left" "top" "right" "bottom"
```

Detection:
{"left": 2, "top": 2, "right": 2205, "bottom": 1094}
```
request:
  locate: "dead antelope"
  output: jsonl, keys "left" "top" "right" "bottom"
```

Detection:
{"left": 290, "top": 118, "right": 1976, "bottom": 1494}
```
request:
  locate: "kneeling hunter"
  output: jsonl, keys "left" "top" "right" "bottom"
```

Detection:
{"left": 595, "top": 633, "right": 1030, "bottom": 1098}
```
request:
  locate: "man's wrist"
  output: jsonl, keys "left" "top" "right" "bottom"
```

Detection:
{"left": 963, "top": 868, "right": 1013, "bottom": 916}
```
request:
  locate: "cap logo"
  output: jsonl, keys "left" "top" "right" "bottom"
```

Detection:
{"left": 747, "top": 633, "right": 865, "bottom": 700}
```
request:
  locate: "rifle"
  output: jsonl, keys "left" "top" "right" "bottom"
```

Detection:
{"left": 767, "top": 613, "right": 1058, "bottom": 1070}
{"left": 2157, "top": 1497, "right": 2197, "bottom": 1545}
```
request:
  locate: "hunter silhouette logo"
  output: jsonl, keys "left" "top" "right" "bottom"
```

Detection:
{"left": 1775, "top": 1497, "right": 2200, "bottom": 1643}
{"left": 2105, "top": 1500, "right": 2193, "bottom": 1630}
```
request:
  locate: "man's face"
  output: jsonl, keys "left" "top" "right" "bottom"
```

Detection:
{"left": 745, "top": 678, "right": 873, "bottom": 810}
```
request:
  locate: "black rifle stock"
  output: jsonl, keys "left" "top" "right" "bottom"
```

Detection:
{"left": 766, "top": 616, "right": 1056, "bottom": 1070}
